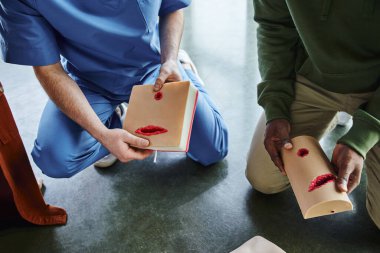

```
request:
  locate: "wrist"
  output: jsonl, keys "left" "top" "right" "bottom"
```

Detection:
{"left": 336, "top": 143, "right": 364, "bottom": 160}
{"left": 91, "top": 125, "right": 110, "bottom": 144}
{"left": 161, "top": 57, "right": 177, "bottom": 65}
{"left": 266, "top": 118, "right": 290, "bottom": 125}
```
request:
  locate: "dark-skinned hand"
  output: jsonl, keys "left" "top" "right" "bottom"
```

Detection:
{"left": 264, "top": 119, "right": 293, "bottom": 175}
{"left": 332, "top": 143, "right": 364, "bottom": 194}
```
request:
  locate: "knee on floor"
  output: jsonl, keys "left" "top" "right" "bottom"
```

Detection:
{"left": 198, "top": 127, "right": 229, "bottom": 166}
{"left": 32, "top": 144, "right": 77, "bottom": 179}
{"left": 366, "top": 200, "right": 380, "bottom": 230}
{"left": 251, "top": 183, "right": 285, "bottom": 195}
{"left": 245, "top": 169, "right": 288, "bottom": 195}
{"left": 198, "top": 146, "right": 228, "bottom": 166}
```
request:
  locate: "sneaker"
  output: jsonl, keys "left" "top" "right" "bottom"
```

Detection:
{"left": 94, "top": 103, "right": 127, "bottom": 168}
{"left": 94, "top": 154, "right": 118, "bottom": 168}
{"left": 178, "top": 49, "right": 205, "bottom": 86}
{"left": 116, "top": 102, "right": 128, "bottom": 124}
{"left": 336, "top": 111, "right": 352, "bottom": 126}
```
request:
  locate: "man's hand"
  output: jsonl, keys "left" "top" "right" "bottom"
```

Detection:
{"left": 332, "top": 143, "right": 364, "bottom": 194}
{"left": 153, "top": 60, "right": 182, "bottom": 91}
{"left": 264, "top": 119, "right": 293, "bottom": 175}
{"left": 34, "top": 63, "right": 153, "bottom": 164}
{"left": 98, "top": 128, "right": 153, "bottom": 163}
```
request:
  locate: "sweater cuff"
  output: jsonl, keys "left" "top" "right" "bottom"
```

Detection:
{"left": 260, "top": 96, "right": 292, "bottom": 123}
{"left": 338, "top": 110, "right": 380, "bottom": 158}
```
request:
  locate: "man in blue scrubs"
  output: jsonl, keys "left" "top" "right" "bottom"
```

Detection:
{"left": 0, "top": 0, "right": 228, "bottom": 178}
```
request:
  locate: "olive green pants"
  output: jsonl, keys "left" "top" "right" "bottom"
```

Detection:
{"left": 246, "top": 75, "right": 380, "bottom": 229}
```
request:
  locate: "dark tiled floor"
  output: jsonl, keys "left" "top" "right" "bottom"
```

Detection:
{"left": 0, "top": 1, "right": 379, "bottom": 252}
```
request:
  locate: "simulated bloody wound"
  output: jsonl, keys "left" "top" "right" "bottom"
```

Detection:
{"left": 308, "top": 173, "right": 336, "bottom": 192}
{"left": 135, "top": 125, "right": 168, "bottom": 136}
{"left": 154, "top": 91, "right": 163, "bottom": 100}
{"left": 297, "top": 148, "right": 309, "bottom": 157}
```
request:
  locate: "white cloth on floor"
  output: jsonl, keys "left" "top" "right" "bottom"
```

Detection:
{"left": 230, "top": 236, "right": 286, "bottom": 253}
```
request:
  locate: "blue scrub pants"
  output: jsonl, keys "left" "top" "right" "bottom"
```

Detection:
{"left": 31, "top": 67, "right": 228, "bottom": 178}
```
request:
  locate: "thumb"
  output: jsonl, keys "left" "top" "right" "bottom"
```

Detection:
{"left": 154, "top": 71, "right": 168, "bottom": 92}
{"left": 336, "top": 167, "right": 349, "bottom": 192}
{"left": 124, "top": 132, "right": 150, "bottom": 148}
{"left": 282, "top": 138, "right": 293, "bottom": 150}
{"left": 278, "top": 120, "right": 292, "bottom": 150}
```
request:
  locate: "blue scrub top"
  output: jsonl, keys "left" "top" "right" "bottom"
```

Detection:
{"left": 0, "top": 0, "right": 191, "bottom": 98}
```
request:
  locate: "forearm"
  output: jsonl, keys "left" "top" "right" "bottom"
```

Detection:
{"left": 254, "top": 0, "right": 300, "bottom": 122}
{"left": 33, "top": 62, "right": 108, "bottom": 142}
{"left": 159, "top": 9, "right": 184, "bottom": 63}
